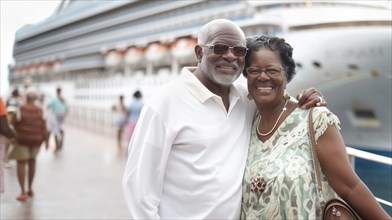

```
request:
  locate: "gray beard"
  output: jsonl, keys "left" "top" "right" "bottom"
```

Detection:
{"left": 209, "top": 72, "right": 240, "bottom": 87}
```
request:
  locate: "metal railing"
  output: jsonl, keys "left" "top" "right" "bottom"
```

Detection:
{"left": 65, "top": 105, "right": 392, "bottom": 209}
{"left": 347, "top": 147, "right": 392, "bottom": 208}
{"left": 66, "top": 105, "right": 117, "bottom": 136}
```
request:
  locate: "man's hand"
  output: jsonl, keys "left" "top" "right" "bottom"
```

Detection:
{"left": 296, "top": 87, "right": 327, "bottom": 109}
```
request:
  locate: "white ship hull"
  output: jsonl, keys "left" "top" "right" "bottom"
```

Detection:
{"left": 9, "top": 0, "right": 391, "bottom": 153}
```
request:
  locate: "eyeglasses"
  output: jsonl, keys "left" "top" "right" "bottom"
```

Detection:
{"left": 246, "top": 66, "right": 284, "bottom": 77}
{"left": 201, "top": 43, "right": 248, "bottom": 57}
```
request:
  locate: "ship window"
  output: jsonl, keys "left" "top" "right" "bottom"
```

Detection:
{"left": 312, "top": 61, "right": 322, "bottom": 69}
{"left": 346, "top": 108, "right": 381, "bottom": 129}
{"left": 348, "top": 64, "right": 359, "bottom": 70}
{"left": 354, "top": 109, "right": 376, "bottom": 119}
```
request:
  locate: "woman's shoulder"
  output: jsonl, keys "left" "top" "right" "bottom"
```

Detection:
{"left": 313, "top": 106, "right": 331, "bottom": 114}
{"left": 312, "top": 106, "right": 339, "bottom": 121}
{"left": 18, "top": 105, "right": 44, "bottom": 121}
{"left": 22, "top": 104, "right": 43, "bottom": 112}
{"left": 311, "top": 106, "right": 341, "bottom": 140}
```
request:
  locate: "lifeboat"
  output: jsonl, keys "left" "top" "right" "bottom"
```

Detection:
{"left": 14, "top": 65, "right": 23, "bottom": 76}
{"left": 28, "top": 64, "right": 38, "bottom": 74}
{"left": 145, "top": 43, "right": 171, "bottom": 66}
{"left": 104, "top": 49, "right": 122, "bottom": 67}
{"left": 18, "top": 65, "right": 28, "bottom": 75}
{"left": 53, "top": 60, "right": 63, "bottom": 73}
{"left": 37, "top": 63, "right": 48, "bottom": 74}
{"left": 124, "top": 47, "right": 146, "bottom": 68}
{"left": 171, "top": 38, "right": 197, "bottom": 65}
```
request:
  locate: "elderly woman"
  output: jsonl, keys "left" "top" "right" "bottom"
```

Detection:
{"left": 8, "top": 89, "right": 47, "bottom": 202}
{"left": 240, "top": 36, "right": 390, "bottom": 219}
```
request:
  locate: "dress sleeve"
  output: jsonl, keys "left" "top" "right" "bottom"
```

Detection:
{"left": 312, "top": 106, "right": 341, "bottom": 143}
{"left": 122, "top": 104, "right": 173, "bottom": 219}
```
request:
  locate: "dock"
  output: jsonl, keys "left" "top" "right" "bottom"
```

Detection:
{"left": 1, "top": 125, "right": 130, "bottom": 219}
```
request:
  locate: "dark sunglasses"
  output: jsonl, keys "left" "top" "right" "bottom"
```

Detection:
{"left": 201, "top": 43, "right": 248, "bottom": 57}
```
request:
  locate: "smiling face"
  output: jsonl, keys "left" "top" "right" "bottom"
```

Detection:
{"left": 247, "top": 48, "right": 287, "bottom": 105}
{"left": 196, "top": 21, "right": 246, "bottom": 87}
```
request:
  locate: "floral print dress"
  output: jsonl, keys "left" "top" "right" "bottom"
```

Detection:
{"left": 241, "top": 107, "right": 340, "bottom": 220}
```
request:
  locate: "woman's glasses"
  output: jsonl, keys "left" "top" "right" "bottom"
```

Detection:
{"left": 201, "top": 43, "right": 248, "bottom": 57}
{"left": 246, "top": 66, "right": 283, "bottom": 77}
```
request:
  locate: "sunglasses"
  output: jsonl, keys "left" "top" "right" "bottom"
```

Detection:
{"left": 201, "top": 43, "right": 248, "bottom": 57}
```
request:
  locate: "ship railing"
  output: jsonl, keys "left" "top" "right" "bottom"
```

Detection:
{"left": 66, "top": 105, "right": 117, "bottom": 136}
{"left": 346, "top": 147, "right": 392, "bottom": 208}
{"left": 65, "top": 106, "right": 392, "bottom": 209}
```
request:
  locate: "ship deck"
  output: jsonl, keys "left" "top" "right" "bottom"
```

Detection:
{"left": 0, "top": 125, "right": 130, "bottom": 219}
{"left": 1, "top": 124, "right": 391, "bottom": 218}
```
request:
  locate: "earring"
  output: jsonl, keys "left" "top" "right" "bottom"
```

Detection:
{"left": 247, "top": 93, "right": 254, "bottom": 100}
{"left": 283, "top": 91, "right": 290, "bottom": 100}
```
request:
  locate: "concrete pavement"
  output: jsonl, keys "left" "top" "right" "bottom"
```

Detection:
{"left": 1, "top": 125, "right": 130, "bottom": 219}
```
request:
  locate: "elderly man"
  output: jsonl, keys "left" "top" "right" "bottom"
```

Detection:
{"left": 122, "top": 19, "right": 324, "bottom": 219}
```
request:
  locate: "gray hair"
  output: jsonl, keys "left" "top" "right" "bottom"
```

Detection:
{"left": 197, "top": 19, "right": 245, "bottom": 45}
{"left": 26, "top": 88, "right": 38, "bottom": 101}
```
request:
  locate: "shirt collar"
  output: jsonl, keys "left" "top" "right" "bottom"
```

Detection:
{"left": 180, "top": 67, "right": 242, "bottom": 103}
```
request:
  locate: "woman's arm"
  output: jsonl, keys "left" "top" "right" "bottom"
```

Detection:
{"left": 317, "top": 125, "right": 391, "bottom": 219}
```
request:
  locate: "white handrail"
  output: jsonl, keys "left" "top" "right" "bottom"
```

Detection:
{"left": 346, "top": 146, "right": 392, "bottom": 208}
{"left": 376, "top": 197, "right": 392, "bottom": 208}
{"left": 346, "top": 147, "right": 392, "bottom": 165}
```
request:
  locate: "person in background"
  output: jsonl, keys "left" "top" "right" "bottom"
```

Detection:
{"left": 4, "top": 88, "right": 22, "bottom": 167}
{"left": 0, "top": 98, "right": 16, "bottom": 193}
{"left": 122, "top": 19, "right": 324, "bottom": 219}
{"left": 126, "top": 90, "right": 143, "bottom": 143}
{"left": 5, "top": 88, "right": 22, "bottom": 118}
{"left": 112, "top": 95, "right": 128, "bottom": 150}
{"left": 47, "top": 87, "right": 68, "bottom": 152}
{"left": 37, "top": 93, "right": 46, "bottom": 108}
{"left": 240, "top": 36, "right": 390, "bottom": 219}
{"left": 8, "top": 89, "right": 47, "bottom": 202}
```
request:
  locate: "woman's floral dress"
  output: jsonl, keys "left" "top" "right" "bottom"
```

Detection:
{"left": 241, "top": 107, "right": 340, "bottom": 219}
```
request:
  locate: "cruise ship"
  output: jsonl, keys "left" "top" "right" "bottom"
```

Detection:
{"left": 8, "top": 0, "right": 391, "bottom": 154}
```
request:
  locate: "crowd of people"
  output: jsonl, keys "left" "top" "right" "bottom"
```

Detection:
{"left": 0, "top": 86, "right": 68, "bottom": 202}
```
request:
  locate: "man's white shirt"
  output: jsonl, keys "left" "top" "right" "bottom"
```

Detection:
{"left": 122, "top": 67, "right": 256, "bottom": 219}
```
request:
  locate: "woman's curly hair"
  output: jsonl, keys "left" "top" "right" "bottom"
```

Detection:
{"left": 243, "top": 36, "right": 296, "bottom": 82}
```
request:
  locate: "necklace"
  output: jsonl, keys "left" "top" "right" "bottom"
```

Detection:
{"left": 256, "top": 99, "right": 289, "bottom": 137}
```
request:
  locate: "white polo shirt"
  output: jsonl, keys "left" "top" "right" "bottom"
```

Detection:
{"left": 122, "top": 67, "right": 256, "bottom": 219}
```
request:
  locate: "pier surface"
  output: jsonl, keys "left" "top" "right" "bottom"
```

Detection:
{"left": 1, "top": 125, "right": 130, "bottom": 219}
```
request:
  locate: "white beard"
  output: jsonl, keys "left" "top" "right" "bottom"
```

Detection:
{"left": 207, "top": 72, "right": 241, "bottom": 86}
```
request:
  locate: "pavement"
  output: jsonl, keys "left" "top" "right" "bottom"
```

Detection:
{"left": 0, "top": 125, "right": 131, "bottom": 219}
